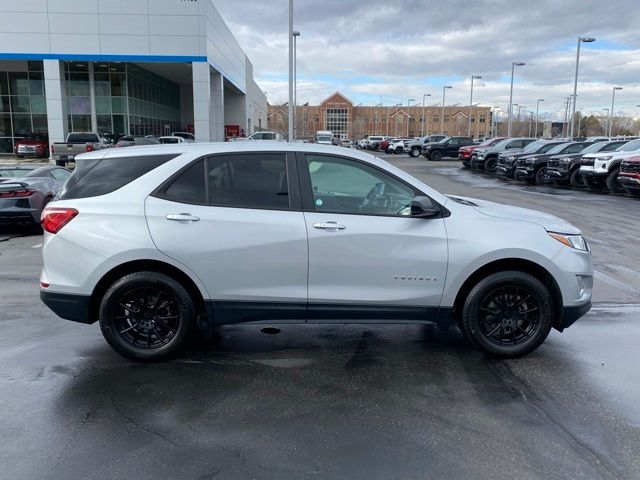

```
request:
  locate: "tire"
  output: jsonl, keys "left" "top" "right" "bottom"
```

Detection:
{"left": 535, "top": 166, "right": 551, "bottom": 185}
{"left": 386, "top": 148, "right": 393, "bottom": 154}
{"left": 460, "top": 271, "right": 553, "bottom": 358}
{"left": 569, "top": 169, "right": 584, "bottom": 188}
{"left": 484, "top": 157, "right": 497, "bottom": 172}
{"left": 396, "top": 147, "right": 403, "bottom": 154}
{"left": 461, "top": 161, "right": 470, "bottom": 168}
{"left": 16, "top": 154, "right": 23, "bottom": 159}
{"left": 605, "top": 167, "right": 624, "bottom": 193}
{"left": 99, "top": 271, "right": 195, "bottom": 361}
{"left": 429, "top": 150, "right": 442, "bottom": 162}
{"left": 410, "top": 147, "right": 421, "bottom": 158}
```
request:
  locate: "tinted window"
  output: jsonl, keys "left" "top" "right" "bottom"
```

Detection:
{"left": 160, "top": 154, "right": 290, "bottom": 210}
{"left": 538, "top": 142, "right": 563, "bottom": 153}
{"left": 602, "top": 141, "right": 626, "bottom": 152}
{"left": 58, "top": 154, "right": 178, "bottom": 200}
{"left": 0, "top": 168, "right": 32, "bottom": 178}
{"left": 564, "top": 143, "right": 589, "bottom": 154}
{"left": 263, "top": 133, "right": 276, "bottom": 140}
{"left": 164, "top": 160, "right": 206, "bottom": 204}
{"left": 66, "top": 133, "right": 98, "bottom": 143}
{"left": 159, "top": 137, "right": 180, "bottom": 144}
{"left": 305, "top": 155, "right": 415, "bottom": 216}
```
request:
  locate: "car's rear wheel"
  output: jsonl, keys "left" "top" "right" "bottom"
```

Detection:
{"left": 99, "top": 272, "right": 195, "bottom": 361}
{"left": 569, "top": 169, "right": 584, "bottom": 188}
{"left": 605, "top": 167, "right": 624, "bottom": 193}
{"left": 460, "top": 271, "right": 553, "bottom": 358}
{"left": 410, "top": 147, "right": 421, "bottom": 157}
{"left": 429, "top": 150, "right": 442, "bottom": 161}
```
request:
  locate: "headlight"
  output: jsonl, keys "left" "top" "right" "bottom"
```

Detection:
{"left": 560, "top": 158, "right": 570, "bottom": 163}
{"left": 548, "top": 232, "right": 590, "bottom": 252}
{"left": 595, "top": 156, "right": 611, "bottom": 162}
{"left": 424, "top": 146, "right": 432, "bottom": 150}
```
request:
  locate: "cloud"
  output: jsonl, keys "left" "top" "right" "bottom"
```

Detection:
{"left": 212, "top": 0, "right": 640, "bottom": 116}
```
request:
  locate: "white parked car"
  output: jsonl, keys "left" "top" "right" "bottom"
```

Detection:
{"left": 231, "top": 131, "right": 283, "bottom": 141}
{"left": 158, "top": 136, "right": 186, "bottom": 144}
{"left": 40, "top": 143, "right": 593, "bottom": 361}
{"left": 170, "top": 132, "right": 195, "bottom": 142}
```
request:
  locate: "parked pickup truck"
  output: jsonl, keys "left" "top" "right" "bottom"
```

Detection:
{"left": 514, "top": 142, "right": 591, "bottom": 185}
{"left": 618, "top": 156, "right": 640, "bottom": 196}
{"left": 546, "top": 140, "right": 627, "bottom": 187}
{"left": 579, "top": 138, "right": 640, "bottom": 193}
{"left": 471, "top": 137, "right": 535, "bottom": 171}
{"left": 496, "top": 140, "right": 566, "bottom": 179}
{"left": 422, "top": 136, "right": 474, "bottom": 161}
{"left": 51, "top": 132, "right": 111, "bottom": 167}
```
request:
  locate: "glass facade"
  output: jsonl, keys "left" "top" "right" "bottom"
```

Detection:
{"left": 0, "top": 61, "right": 46, "bottom": 153}
{"left": 326, "top": 108, "right": 349, "bottom": 139}
{"left": 64, "top": 61, "right": 181, "bottom": 137}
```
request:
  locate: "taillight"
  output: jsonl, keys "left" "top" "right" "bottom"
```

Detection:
{"left": 86, "top": 144, "right": 94, "bottom": 152}
{"left": 41, "top": 207, "right": 78, "bottom": 234}
{"left": 0, "top": 188, "right": 35, "bottom": 198}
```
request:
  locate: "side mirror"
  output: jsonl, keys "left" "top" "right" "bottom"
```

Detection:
{"left": 411, "top": 196, "right": 441, "bottom": 218}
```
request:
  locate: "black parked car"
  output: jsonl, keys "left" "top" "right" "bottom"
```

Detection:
{"left": 422, "top": 136, "right": 474, "bottom": 161}
{"left": 514, "top": 142, "right": 592, "bottom": 185}
{"left": 496, "top": 140, "right": 567, "bottom": 179}
{"left": 470, "top": 137, "right": 536, "bottom": 171}
{"left": 547, "top": 140, "right": 628, "bottom": 188}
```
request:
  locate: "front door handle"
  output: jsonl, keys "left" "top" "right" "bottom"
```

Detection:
{"left": 313, "top": 221, "right": 346, "bottom": 231}
{"left": 166, "top": 213, "right": 200, "bottom": 223}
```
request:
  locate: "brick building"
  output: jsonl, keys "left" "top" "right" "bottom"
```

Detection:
{"left": 267, "top": 92, "right": 493, "bottom": 140}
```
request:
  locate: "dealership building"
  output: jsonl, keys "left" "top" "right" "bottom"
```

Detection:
{"left": 0, "top": 0, "right": 267, "bottom": 153}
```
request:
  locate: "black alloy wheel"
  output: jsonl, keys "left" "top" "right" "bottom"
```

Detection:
{"left": 569, "top": 169, "right": 584, "bottom": 188}
{"left": 460, "top": 271, "right": 553, "bottom": 358}
{"left": 484, "top": 157, "right": 497, "bottom": 172}
{"left": 535, "top": 166, "right": 552, "bottom": 185}
{"left": 430, "top": 150, "right": 442, "bottom": 161}
{"left": 99, "top": 272, "right": 194, "bottom": 361}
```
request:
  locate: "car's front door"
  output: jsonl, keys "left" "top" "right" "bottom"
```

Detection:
{"left": 145, "top": 152, "right": 308, "bottom": 321}
{"left": 298, "top": 153, "right": 448, "bottom": 319}
{"left": 445, "top": 138, "right": 459, "bottom": 156}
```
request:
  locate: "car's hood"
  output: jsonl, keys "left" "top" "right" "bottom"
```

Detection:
{"left": 448, "top": 195, "right": 581, "bottom": 234}
{"left": 499, "top": 149, "right": 524, "bottom": 157}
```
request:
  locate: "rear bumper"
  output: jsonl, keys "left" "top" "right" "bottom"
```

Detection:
{"left": 0, "top": 210, "right": 39, "bottom": 227}
{"left": 557, "top": 301, "right": 591, "bottom": 331}
{"left": 40, "top": 290, "right": 94, "bottom": 324}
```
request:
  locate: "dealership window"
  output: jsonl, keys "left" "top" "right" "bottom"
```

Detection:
{"left": 325, "top": 108, "right": 348, "bottom": 138}
{"left": 0, "top": 61, "right": 48, "bottom": 154}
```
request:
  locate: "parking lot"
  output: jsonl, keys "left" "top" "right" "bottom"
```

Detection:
{"left": 1, "top": 155, "right": 639, "bottom": 479}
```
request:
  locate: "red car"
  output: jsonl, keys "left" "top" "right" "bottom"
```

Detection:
{"left": 14, "top": 133, "right": 49, "bottom": 159}
{"left": 458, "top": 137, "right": 506, "bottom": 168}
{"left": 619, "top": 156, "right": 640, "bottom": 196}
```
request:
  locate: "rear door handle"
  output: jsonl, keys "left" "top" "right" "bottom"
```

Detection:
{"left": 313, "top": 221, "right": 346, "bottom": 231}
{"left": 166, "top": 213, "right": 200, "bottom": 223}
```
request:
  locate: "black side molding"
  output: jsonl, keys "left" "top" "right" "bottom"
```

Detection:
{"left": 555, "top": 302, "right": 592, "bottom": 332}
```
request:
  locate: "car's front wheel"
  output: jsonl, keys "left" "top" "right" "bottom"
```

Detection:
{"left": 569, "top": 169, "right": 584, "bottom": 188}
{"left": 535, "top": 166, "right": 552, "bottom": 185}
{"left": 99, "top": 272, "right": 195, "bottom": 361}
{"left": 410, "top": 147, "right": 421, "bottom": 157}
{"left": 605, "top": 167, "right": 624, "bottom": 193}
{"left": 460, "top": 271, "right": 553, "bottom": 358}
{"left": 484, "top": 157, "right": 497, "bottom": 172}
{"left": 429, "top": 150, "right": 442, "bottom": 161}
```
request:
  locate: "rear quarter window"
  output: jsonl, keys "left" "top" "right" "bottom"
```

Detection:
{"left": 57, "top": 154, "right": 179, "bottom": 200}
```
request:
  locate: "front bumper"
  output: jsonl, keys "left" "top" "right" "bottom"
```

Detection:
{"left": 619, "top": 175, "right": 640, "bottom": 191}
{"left": 579, "top": 169, "right": 607, "bottom": 178}
{"left": 496, "top": 163, "right": 515, "bottom": 176}
{"left": 514, "top": 167, "right": 535, "bottom": 179}
{"left": 547, "top": 168, "right": 570, "bottom": 181}
{"left": 40, "top": 290, "right": 94, "bottom": 324}
{"left": 558, "top": 302, "right": 592, "bottom": 331}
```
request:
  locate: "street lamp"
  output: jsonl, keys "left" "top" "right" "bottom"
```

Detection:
{"left": 441, "top": 85, "right": 452, "bottom": 134}
{"left": 287, "top": 0, "right": 293, "bottom": 142}
{"left": 570, "top": 37, "right": 596, "bottom": 139}
{"left": 374, "top": 102, "right": 382, "bottom": 135}
{"left": 292, "top": 30, "right": 300, "bottom": 140}
{"left": 602, "top": 108, "right": 609, "bottom": 136}
{"left": 422, "top": 93, "right": 431, "bottom": 136}
{"left": 507, "top": 61, "right": 526, "bottom": 137}
{"left": 468, "top": 75, "right": 482, "bottom": 137}
{"left": 609, "top": 86, "right": 622, "bottom": 136}
{"left": 535, "top": 99, "right": 544, "bottom": 138}
{"left": 407, "top": 98, "right": 415, "bottom": 107}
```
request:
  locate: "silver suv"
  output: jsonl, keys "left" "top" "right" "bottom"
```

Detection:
{"left": 40, "top": 143, "right": 593, "bottom": 361}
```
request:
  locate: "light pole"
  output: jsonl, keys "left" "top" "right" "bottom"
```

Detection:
{"left": 441, "top": 85, "right": 452, "bottom": 134}
{"left": 609, "top": 86, "right": 622, "bottom": 136}
{"left": 374, "top": 102, "right": 382, "bottom": 135}
{"left": 421, "top": 93, "right": 431, "bottom": 136}
{"left": 602, "top": 108, "right": 609, "bottom": 136}
{"left": 292, "top": 30, "right": 300, "bottom": 140}
{"left": 407, "top": 98, "right": 415, "bottom": 107}
{"left": 534, "top": 99, "right": 544, "bottom": 138}
{"left": 288, "top": 0, "right": 294, "bottom": 142}
{"left": 468, "top": 75, "right": 482, "bottom": 137}
{"left": 507, "top": 61, "right": 525, "bottom": 137}
{"left": 354, "top": 102, "right": 362, "bottom": 139}
{"left": 570, "top": 37, "right": 596, "bottom": 139}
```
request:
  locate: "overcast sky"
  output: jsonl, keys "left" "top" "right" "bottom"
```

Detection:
{"left": 212, "top": 0, "right": 640, "bottom": 119}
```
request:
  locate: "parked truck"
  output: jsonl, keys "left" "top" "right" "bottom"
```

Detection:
{"left": 51, "top": 132, "right": 111, "bottom": 167}
{"left": 316, "top": 130, "right": 333, "bottom": 145}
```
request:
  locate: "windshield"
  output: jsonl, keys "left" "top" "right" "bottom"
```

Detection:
{"left": 580, "top": 142, "right": 610, "bottom": 155}
{"left": 0, "top": 169, "right": 32, "bottom": 178}
{"left": 317, "top": 136, "right": 332, "bottom": 142}
{"left": 521, "top": 141, "right": 547, "bottom": 153}
{"left": 617, "top": 139, "right": 640, "bottom": 152}
{"left": 546, "top": 143, "right": 571, "bottom": 154}
{"left": 492, "top": 139, "right": 512, "bottom": 149}
{"left": 480, "top": 138, "right": 502, "bottom": 147}
{"left": 67, "top": 133, "right": 97, "bottom": 143}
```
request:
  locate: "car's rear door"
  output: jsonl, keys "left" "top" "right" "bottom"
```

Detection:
{"left": 145, "top": 152, "right": 308, "bottom": 321}
{"left": 298, "top": 153, "right": 448, "bottom": 319}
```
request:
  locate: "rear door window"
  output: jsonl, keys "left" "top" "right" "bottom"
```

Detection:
{"left": 157, "top": 154, "right": 291, "bottom": 210}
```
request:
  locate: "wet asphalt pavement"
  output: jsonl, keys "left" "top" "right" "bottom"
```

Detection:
{"left": 1, "top": 155, "right": 639, "bottom": 479}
